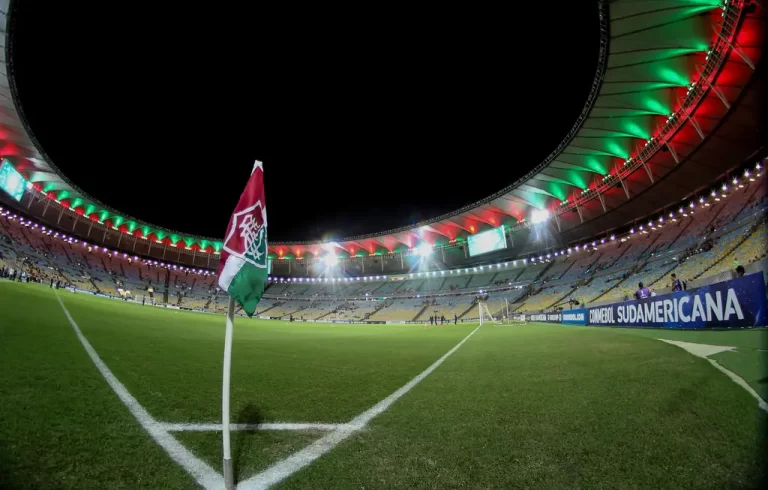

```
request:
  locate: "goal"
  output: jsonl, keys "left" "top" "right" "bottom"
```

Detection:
{"left": 505, "top": 314, "right": 528, "bottom": 325}
{"left": 477, "top": 302, "right": 498, "bottom": 326}
{"left": 483, "top": 298, "right": 527, "bottom": 326}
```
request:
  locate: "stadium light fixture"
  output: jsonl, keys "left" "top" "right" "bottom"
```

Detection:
{"left": 417, "top": 243, "right": 432, "bottom": 258}
{"left": 324, "top": 253, "right": 338, "bottom": 266}
{"left": 530, "top": 209, "right": 550, "bottom": 225}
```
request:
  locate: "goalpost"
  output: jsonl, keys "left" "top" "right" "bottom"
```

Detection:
{"left": 481, "top": 297, "right": 527, "bottom": 326}
{"left": 478, "top": 301, "right": 498, "bottom": 326}
{"left": 478, "top": 299, "right": 527, "bottom": 326}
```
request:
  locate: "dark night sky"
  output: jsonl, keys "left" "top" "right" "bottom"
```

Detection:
{"left": 9, "top": 2, "right": 599, "bottom": 242}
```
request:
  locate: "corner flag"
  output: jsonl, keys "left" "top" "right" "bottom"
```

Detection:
{"left": 217, "top": 160, "right": 268, "bottom": 316}
{"left": 217, "top": 160, "right": 268, "bottom": 490}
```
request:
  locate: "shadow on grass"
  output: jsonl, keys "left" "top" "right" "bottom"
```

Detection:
{"left": 757, "top": 415, "right": 768, "bottom": 490}
{"left": 0, "top": 440, "right": 19, "bottom": 490}
{"left": 233, "top": 403, "right": 264, "bottom": 481}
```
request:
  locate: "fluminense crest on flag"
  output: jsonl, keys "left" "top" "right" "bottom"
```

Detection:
{"left": 223, "top": 201, "right": 268, "bottom": 268}
{"left": 217, "top": 161, "right": 269, "bottom": 316}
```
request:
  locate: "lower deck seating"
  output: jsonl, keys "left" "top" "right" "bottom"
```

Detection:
{"left": 0, "top": 178, "right": 764, "bottom": 319}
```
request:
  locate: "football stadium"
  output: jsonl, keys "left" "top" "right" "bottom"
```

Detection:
{"left": 1, "top": 1, "right": 768, "bottom": 489}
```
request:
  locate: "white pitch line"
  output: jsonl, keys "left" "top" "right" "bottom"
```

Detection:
{"left": 707, "top": 358, "right": 768, "bottom": 413}
{"left": 54, "top": 292, "right": 224, "bottom": 490}
{"left": 161, "top": 422, "right": 348, "bottom": 432}
{"left": 238, "top": 325, "right": 482, "bottom": 490}
{"left": 659, "top": 339, "right": 768, "bottom": 413}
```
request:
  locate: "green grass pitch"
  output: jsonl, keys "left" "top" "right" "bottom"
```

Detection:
{"left": 1, "top": 281, "right": 766, "bottom": 489}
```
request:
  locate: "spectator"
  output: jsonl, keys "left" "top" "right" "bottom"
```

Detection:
{"left": 671, "top": 273, "right": 684, "bottom": 292}
{"left": 635, "top": 282, "right": 651, "bottom": 300}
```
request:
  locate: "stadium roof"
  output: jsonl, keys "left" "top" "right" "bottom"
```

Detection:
{"left": 1, "top": 0, "right": 764, "bottom": 260}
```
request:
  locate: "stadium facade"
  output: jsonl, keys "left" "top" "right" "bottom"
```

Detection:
{"left": 0, "top": 0, "right": 766, "bottom": 320}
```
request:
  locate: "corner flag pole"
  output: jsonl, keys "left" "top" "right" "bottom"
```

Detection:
{"left": 222, "top": 296, "right": 236, "bottom": 490}
{"left": 217, "top": 160, "right": 268, "bottom": 489}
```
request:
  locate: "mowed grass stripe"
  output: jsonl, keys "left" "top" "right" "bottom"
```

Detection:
{"left": 275, "top": 325, "right": 767, "bottom": 489}
{"left": 56, "top": 290, "right": 474, "bottom": 423}
{"left": 4, "top": 284, "right": 766, "bottom": 489}
{"left": 0, "top": 283, "right": 197, "bottom": 489}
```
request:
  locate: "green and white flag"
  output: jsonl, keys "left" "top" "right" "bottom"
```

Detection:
{"left": 217, "top": 161, "right": 268, "bottom": 316}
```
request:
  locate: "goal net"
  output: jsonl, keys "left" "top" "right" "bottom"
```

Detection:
{"left": 479, "top": 299, "right": 526, "bottom": 325}
{"left": 478, "top": 302, "right": 498, "bottom": 326}
{"left": 504, "top": 314, "right": 528, "bottom": 325}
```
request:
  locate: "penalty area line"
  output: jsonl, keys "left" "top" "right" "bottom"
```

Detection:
{"left": 54, "top": 291, "right": 224, "bottom": 489}
{"left": 238, "top": 324, "right": 482, "bottom": 490}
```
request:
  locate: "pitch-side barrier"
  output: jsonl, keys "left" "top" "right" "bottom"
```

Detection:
{"left": 523, "top": 272, "right": 767, "bottom": 329}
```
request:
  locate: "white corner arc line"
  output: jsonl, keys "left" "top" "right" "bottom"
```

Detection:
{"left": 238, "top": 325, "right": 482, "bottom": 490}
{"left": 707, "top": 358, "right": 768, "bottom": 413}
{"left": 54, "top": 292, "right": 224, "bottom": 490}
{"left": 659, "top": 338, "right": 768, "bottom": 413}
{"left": 161, "top": 422, "right": 348, "bottom": 432}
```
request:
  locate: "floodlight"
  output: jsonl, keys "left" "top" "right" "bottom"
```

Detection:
{"left": 530, "top": 209, "right": 550, "bottom": 224}
{"left": 324, "top": 254, "right": 338, "bottom": 266}
{"left": 417, "top": 243, "right": 432, "bottom": 257}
